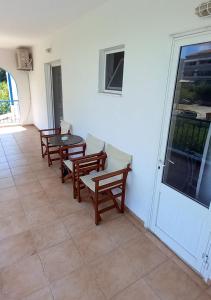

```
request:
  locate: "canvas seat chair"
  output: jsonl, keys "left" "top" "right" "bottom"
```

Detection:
{"left": 60, "top": 134, "right": 105, "bottom": 198}
{"left": 39, "top": 120, "right": 71, "bottom": 166}
{"left": 77, "top": 144, "right": 132, "bottom": 225}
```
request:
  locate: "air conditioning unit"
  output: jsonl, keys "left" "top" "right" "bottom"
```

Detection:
{"left": 195, "top": 1, "right": 211, "bottom": 17}
{"left": 16, "top": 48, "right": 33, "bottom": 71}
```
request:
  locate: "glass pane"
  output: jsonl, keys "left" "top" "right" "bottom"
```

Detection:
{"left": 163, "top": 42, "right": 211, "bottom": 208}
{"left": 105, "top": 51, "right": 124, "bottom": 91}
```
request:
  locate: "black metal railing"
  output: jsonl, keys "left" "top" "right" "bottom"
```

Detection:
{"left": 172, "top": 115, "right": 210, "bottom": 156}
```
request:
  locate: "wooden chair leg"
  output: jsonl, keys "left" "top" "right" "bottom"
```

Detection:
{"left": 94, "top": 192, "right": 100, "bottom": 225}
{"left": 61, "top": 163, "right": 65, "bottom": 183}
{"left": 77, "top": 177, "right": 81, "bottom": 203}
{"left": 47, "top": 146, "right": 51, "bottom": 167}
{"left": 120, "top": 189, "right": 126, "bottom": 213}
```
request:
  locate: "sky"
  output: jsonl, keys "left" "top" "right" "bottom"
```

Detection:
{"left": 181, "top": 42, "right": 211, "bottom": 59}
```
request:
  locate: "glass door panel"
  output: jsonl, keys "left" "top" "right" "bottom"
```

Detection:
{"left": 163, "top": 42, "right": 211, "bottom": 208}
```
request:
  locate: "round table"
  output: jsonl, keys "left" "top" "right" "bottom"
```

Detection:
{"left": 49, "top": 134, "right": 83, "bottom": 147}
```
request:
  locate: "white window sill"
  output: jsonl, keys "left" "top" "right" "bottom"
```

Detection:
{"left": 98, "top": 91, "right": 123, "bottom": 97}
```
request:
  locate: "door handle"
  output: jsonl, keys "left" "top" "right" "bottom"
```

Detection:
{"left": 168, "top": 159, "right": 175, "bottom": 165}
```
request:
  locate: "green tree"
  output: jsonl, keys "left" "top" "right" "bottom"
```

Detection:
{"left": 0, "top": 81, "right": 9, "bottom": 100}
{"left": 0, "top": 80, "right": 10, "bottom": 115}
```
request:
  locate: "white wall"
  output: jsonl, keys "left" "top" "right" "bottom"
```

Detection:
{"left": 0, "top": 48, "right": 32, "bottom": 124}
{"left": 30, "top": 0, "right": 211, "bottom": 224}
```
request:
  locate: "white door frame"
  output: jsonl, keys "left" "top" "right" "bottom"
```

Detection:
{"left": 147, "top": 26, "right": 211, "bottom": 281}
{"left": 44, "top": 60, "right": 61, "bottom": 128}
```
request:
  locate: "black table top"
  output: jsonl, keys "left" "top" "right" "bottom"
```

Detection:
{"left": 49, "top": 134, "right": 83, "bottom": 147}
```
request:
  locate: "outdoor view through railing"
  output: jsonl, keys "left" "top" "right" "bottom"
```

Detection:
{"left": 0, "top": 68, "right": 20, "bottom": 125}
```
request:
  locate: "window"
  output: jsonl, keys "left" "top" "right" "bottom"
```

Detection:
{"left": 99, "top": 46, "right": 125, "bottom": 94}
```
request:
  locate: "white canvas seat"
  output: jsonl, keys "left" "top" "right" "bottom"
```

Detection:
{"left": 60, "top": 120, "right": 72, "bottom": 134}
{"left": 63, "top": 133, "right": 104, "bottom": 171}
{"left": 39, "top": 120, "right": 72, "bottom": 166}
{"left": 64, "top": 159, "right": 73, "bottom": 171}
{"left": 61, "top": 133, "right": 105, "bottom": 199}
{"left": 79, "top": 143, "right": 132, "bottom": 225}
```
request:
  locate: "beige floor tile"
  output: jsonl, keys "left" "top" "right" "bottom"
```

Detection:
{"left": 0, "top": 231, "right": 36, "bottom": 268}
{"left": 206, "top": 286, "right": 211, "bottom": 296}
{"left": 31, "top": 221, "right": 69, "bottom": 251}
{"left": 17, "top": 181, "right": 44, "bottom": 196}
{"left": 10, "top": 165, "right": 32, "bottom": 176}
{"left": 0, "top": 186, "right": 19, "bottom": 202}
{"left": 8, "top": 158, "right": 29, "bottom": 168}
{"left": 0, "top": 198, "right": 24, "bottom": 218}
{"left": 1, "top": 255, "right": 47, "bottom": 299}
{"left": 91, "top": 247, "right": 138, "bottom": 299}
{"left": 20, "top": 191, "right": 51, "bottom": 212}
{"left": 30, "top": 162, "right": 48, "bottom": 171}
{"left": 125, "top": 210, "right": 146, "bottom": 232}
{"left": 0, "top": 213, "right": 29, "bottom": 241}
{"left": 172, "top": 255, "right": 207, "bottom": 289}
{"left": 62, "top": 209, "right": 95, "bottom": 237}
{"left": 0, "top": 169, "right": 11, "bottom": 179}
{"left": 23, "top": 287, "right": 53, "bottom": 300}
{"left": 25, "top": 204, "right": 58, "bottom": 226}
{"left": 51, "top": 266, "right": 105, "bottom": 300}
{"left": 103, "top": 216, "right": 140, "bottom": 246}
{"left": 33, "top": 168, "right": 57, "bottom": 179}
{"left": 0, "top": 186, "right": 19, "bottom": 201}
{"left": 73, "top": 226, "right": 117, "bottom": 263}
{"left": 0, "top": 177, "right": 14, "bottom": 189}
{"left": 13, "top": 173, "right": 37, "bottom": 186}
{"left": 113, "top": 278, "right": 160, "bottom": 300}
{"left": 0, "top": 162, "right": 9, "bottom": 170}
{"left": 145, "top": 230, "right": 175, "bottom": 258}
{"left": 146, "top": 260, "right": 203, "bottom": 300}
{"left": 196, "top": 293, "right": 211, "bottom": 300}
{"left": 121, "top": 234, "right": 167, "bottom": 277}
{"left": 52, "top": 198, "right": 83, "bottom": 217}
{"left": 6, "top": 153, "right": 25, "bottom": 161}
{"left": 39, "top": 240, "right": 82, "bottom": 282}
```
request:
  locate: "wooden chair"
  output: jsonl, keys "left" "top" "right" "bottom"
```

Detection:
{"left": 77, "top": 144, "right": 132, "bottom": 225}
{"left": 39, "top": 120, "right": 71, "bottom": 166}
{"left": 60, "top": 134, "right": 105, "bottom": 198}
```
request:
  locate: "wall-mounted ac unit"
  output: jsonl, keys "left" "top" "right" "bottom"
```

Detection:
{"left": 16, "top": 48, "right": 33, "bottom": 71}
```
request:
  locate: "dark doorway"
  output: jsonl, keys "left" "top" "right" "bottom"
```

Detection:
{"left": 52, "top": 65, "right": 63, "bottom": 128}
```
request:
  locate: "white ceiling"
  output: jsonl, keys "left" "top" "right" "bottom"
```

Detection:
{"left": 0, "top": 0, "right": 107, "bottom": 48}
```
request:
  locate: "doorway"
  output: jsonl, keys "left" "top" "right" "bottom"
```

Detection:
{"left": 45, "top": 61, "right": 63, "bottom": 128}
{"left": 150, "top": 30, "right": 211, "bottom": 281}
{"left": 0, "top": 68, "right": 20, "bottom": 125}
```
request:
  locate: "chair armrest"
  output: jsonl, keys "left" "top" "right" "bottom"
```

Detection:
{"left": 92, "top": 167, "right": 131, "bottom": 182}
{"left": 74, "top": 153, "right": 107, "bottom": 165}
{"left": 39, "top": 128, "right": 60, "bottom": 132}
{"left": 71, "top": 151, "right": 105, "bottom": 162}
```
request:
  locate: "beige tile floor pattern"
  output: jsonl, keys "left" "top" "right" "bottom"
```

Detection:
{"left": 0, "top": 125, "right": 210, "bottom": 300}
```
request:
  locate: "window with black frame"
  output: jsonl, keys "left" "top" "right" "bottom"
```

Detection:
{"left": 99, "top": 46, "right": 125, "bottom": 94}
{"left": 105, "top": 51, "right": 124, "bottom": 92}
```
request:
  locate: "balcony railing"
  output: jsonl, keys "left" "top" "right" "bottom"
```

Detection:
{"left": 172, "top": 115, "right": 210, "bottom": 156}
{"left": 0, "top": 100, "right": 20, "bottom": 125}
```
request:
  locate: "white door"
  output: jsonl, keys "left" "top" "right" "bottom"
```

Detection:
{"left": 150, "top": 30, "right": 211, "bottom": 280}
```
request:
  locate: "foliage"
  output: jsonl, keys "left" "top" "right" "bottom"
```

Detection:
{"left": 0, "top": 80, "right": 10, "bottom": 115}
{"left": 0, "top": 81, "right": 9, "bottom": 100}
{"left": 179, "top": 81, "right": 211, "bottom": 106}
{"left": 0, "top": 68, "right": 6, "bottom": 83}
{"left": 0, "top": 101, "right": 10, "bottom": 115}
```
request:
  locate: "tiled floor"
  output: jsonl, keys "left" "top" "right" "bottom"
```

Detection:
{"left": 0, "top": 125, "right": 210, "bottom": 300}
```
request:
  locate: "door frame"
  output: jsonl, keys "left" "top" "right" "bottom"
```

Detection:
{"left": 147, "top": 26, "right": 211, "bottom": 281}
{"left": 45, "top": 60, "right": 62, "bottom": 128}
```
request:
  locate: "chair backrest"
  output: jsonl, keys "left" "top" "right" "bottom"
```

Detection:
{"left": 105, "top": 144, "right": 132, "bottom": 172}
{"left": 60, "top": 120, "right": 71, "bottom": 134}
{"left": 85, "top": 134, "right": 105, "bottom": 155}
